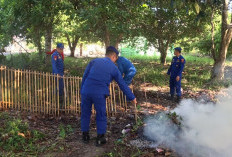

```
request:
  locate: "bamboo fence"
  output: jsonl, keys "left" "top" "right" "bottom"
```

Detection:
{"left": 0, "top": 66, "right": 133, "bottom": 117}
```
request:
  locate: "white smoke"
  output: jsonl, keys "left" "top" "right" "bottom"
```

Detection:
{"left": 144, "top": 87, "right": 232, "bottom": 157}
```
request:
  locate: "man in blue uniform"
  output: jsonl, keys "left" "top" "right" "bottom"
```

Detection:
{"left": 81, "top": 46, "right": 137, "bottom": 146}
{"left": 116, "top": 56, "right": 136, "bottom": 86}
{"left": 167, "top": 47, "right": 185, "bottom": 103}
{"left": 51, "top": 43, "right": 64, "bottom": 103}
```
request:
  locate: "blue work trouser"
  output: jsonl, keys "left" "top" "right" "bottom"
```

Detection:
{"left": 55, "top": 77, "right": 64, "bottom": 96}
{"left": 169, "top": 76, "right": 182, "bottom": 96}
{"left": 81, "top": 94, "right": 107, "bottom": 134}
{"left": 124, "top": 67, "right": 136, "bottom": 85}
{"left": 59, "top": 78, "right": 64, "bottom": 96}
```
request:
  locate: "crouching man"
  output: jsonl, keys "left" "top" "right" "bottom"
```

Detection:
{"left": 81, "top": 46, "right": 137, "bottom": 146}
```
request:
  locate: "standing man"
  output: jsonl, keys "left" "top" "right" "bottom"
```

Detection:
{"left": 81, "top": 46, "right": 137, "bottom": 146}
{"left": 116, "top": 56, "right": 137, "bottom": 86}
{"left": 51, "top": 43, "right": 64, "bottom": 103}
{"left": 167, "top": 47, "right": 185, "bottom": 103}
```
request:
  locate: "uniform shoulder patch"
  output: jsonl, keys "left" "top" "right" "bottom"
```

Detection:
{"left": 181, "top": 59, "right": 185, "bottom": 63}
{"left": 54, "top": 56, "right": 57, "bottom": 61}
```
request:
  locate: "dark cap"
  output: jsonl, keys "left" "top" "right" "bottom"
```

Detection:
{"left": 106, "top": 46, "right": 119, "bottom": 55}
{"left": 174, "top": 47, "right": 182, "bottom": 53}
{"left": 57, "top": 43, "right": 64, "bottom": 49}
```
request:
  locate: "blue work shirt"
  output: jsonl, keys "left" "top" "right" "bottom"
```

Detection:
{"left": 116, "top": 56, "right": 136, "bottom": 85}
{"left": 51, "top": 51, "right": 64, "bottom": 76}
{"left": 81, "top": 57, "right": 135, "bottom": 101}
{"left": 167, "top": 55, "right": 185, "bottom": 78}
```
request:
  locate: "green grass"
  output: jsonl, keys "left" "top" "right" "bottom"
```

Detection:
{"left": 2, "top": 53, "right": 232, "bottom": 91}
{"left": 0, "top": 112, "right": 45, "bottom": 156}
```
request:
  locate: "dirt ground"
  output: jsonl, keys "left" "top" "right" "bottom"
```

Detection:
{"left": 0, "top": 85, "right": 218, "bottom": 157}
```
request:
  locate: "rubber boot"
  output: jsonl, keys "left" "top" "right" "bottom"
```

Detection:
{"left": 170, "top": 94, "right": 174, "bottom": 101}
{"left": 82, "top": 132, "right": 90, "bottom": 144}
{"left": 176, "top": 96, "right": 181, "bottom": 103}
{"left": 96, "top": 134, "right": 106, "bottom": 146}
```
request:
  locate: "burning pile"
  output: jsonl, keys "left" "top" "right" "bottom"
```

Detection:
{"left": 143, "top": 87, "right": 232, "bottom": 157}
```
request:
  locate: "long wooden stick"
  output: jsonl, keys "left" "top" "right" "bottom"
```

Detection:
{"left": 45, "top": 73, "right": 49, "bottom": 114}
{"left": 0, "top": 66, "right": 3, "bottom": 109}
{"left": 64, "top": 76, "right": 67, "bottom": 114}
{"left": 29, "top": 70, "right": 31, "bottom": 112}
{"left": 57, "top": 74, "right": 59, "bottom": 116}
{"left": 4, "top": 66, "right": 7, "bottom": 109}
{"left": 10, "top": 69, "right": 13, "bottom": 109}
{"left": 34, "top": 71, "right": 37, "bottom": 113}
{"left": 77, "top": 77, "right": 80, "bottom": 115}
{"left": 67, "top": 77, "right": 70, "bottom": 114}
{"left": 7, "top": 67, "right": 10, "bottom": 109}
{"left": 49, "top": 73, "right": 51, "bottom": 115}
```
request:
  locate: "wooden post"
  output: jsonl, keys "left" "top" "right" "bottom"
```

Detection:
{"left": 57, "top": 74, "right": 59, "bottom": 116}
{"left": 0, "top": 66, "right": 3, "bottom": 109}
{"left": 75, "top": 76, "right": 78, "bottom": 114}
{"left": 34, "top": 71, "right": 37, "bottom": 113}
{"left": 11, "top": 69, "right": 13, "bottom": 109}
{"left": 63, "top": 77, "right": 67, "bottom": 114}
{"left": 46, "top": 72, "right": 48, "bottom": 114}
{"left": 4, "top": 66, "right": 7, "bottom": 109}
{"left": 113, "top": 82, "right": 116, "bottom": 115}
{"left": 77, "top": 77, "right": 80, "bottom": 115}
{"left": 49, "top": 73, "right": 51, "bottom": 115}
{"left": 29, "top": 70, "right": 31, "bottom": 112}
{"left": 7, "top": 67, "right": 10, "bottom": 109}
{"left": 17, "top": 70, "right": 20, "bottom": 110}
{"left": 67, "top": 77, "right": 70, "bottom": 114}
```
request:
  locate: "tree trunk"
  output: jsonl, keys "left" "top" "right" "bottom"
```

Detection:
{"left": 45, "top": 24, "right": 52, "bottom": 65}
{"left": 212, "top": 0, "right": 232, "bottom": 80}
{"left": 80, "top": 43, "right": 83, "bottom": 56}
{"left": 34, "top": 29, "right": 42, "bottom": 55}
{"left": 66, "top": 34, "right": 79, "bottom": 57}
{"left": 210, "top": 7, "right": 216, "bottom": 62}
{"left": 114, "top": 34, "right": 123, "bottom": 50}
{"left": 158, "top": 39, "right": 169, "bottom": 65}
{"left": 104, "top": 27, "right": 110, "bottom": 48}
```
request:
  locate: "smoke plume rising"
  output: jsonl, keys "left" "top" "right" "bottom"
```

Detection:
{"left": 144, "top": 87, "right": 232, "bottom": 157}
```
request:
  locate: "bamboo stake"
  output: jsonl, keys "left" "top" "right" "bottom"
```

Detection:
{"left": 113, "top": 82, "right": 116, "bottom": 115}
{"left": 57, "top": 74, "right": 59, "bottom": 116}
{"left": 77, "top": 77, "right": 80, "bottom": 115}
{"left": 73, "top": 76, "right": 75, "bottom": 114}
{"left": 11, "top": 69, "right": 13, "bottom": 109}
{"left": 67, "top": 77, "right": 69, "bottom": 114}
{"left": 4, "top": 66, "right": 7, "bottom": 109}
{"left": 46, "top": 72, "right": 48, "bottom": 114}
{"left": 64, "top": 76, "right": 67, "bottom": 114}
{"left": 121, "top": 91, "right": 125, "bottom": 111}
{"left": 29, "top": 70, "right": 31, "bottom": 112}
{"left": 49, "top": 73, "right": 51, "bottom": 115}
{"left": 106, "top": 98, "right": 108, "bottom": 117}
{"left": 20, "top": 70, "right": 22, "bottom": 110}
{"left": 70, "top": 76, "right": 73, "bottom": 113}
{"left": 7, "top": 67, "right": 10, "bottom": 109}
{"left": 54, "top": 74, "right": 57, "bottom": 116}
{"left": 52, "top": 73, "right": 54, "bottom": 115}
{"left": 0, "top": 66, "right": 3, "bottom": 109}
{"left": 42, "top": 72, "right": 44, "bottom": 114}
{"left": 118, "top": 85, "right": 122, "bottom": 110}
{"left": 74, "top": 77, "right": 77, "bottom": 114}
{"left": 34, "top": 71, "right": 37, "bottom": 113}
{"left": 125, "top": 95, "right": 127, "bottom": 113}
{"left": 25, "top": 70, "right": 28, "bottom": 111}
{"left": 23, "top": 70, "right": 26, "bottom": 111}
{"left": 51, "top": 74, "right": 54, "bottom": 115}
{"left": 14, "top": 70, "right": 16, "bottom": 109}
{"left": 17, "top": 70, "right": 20, "bottom": 110}
{"left": 40, "top": 72, "right": 42, "bottom": 114}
